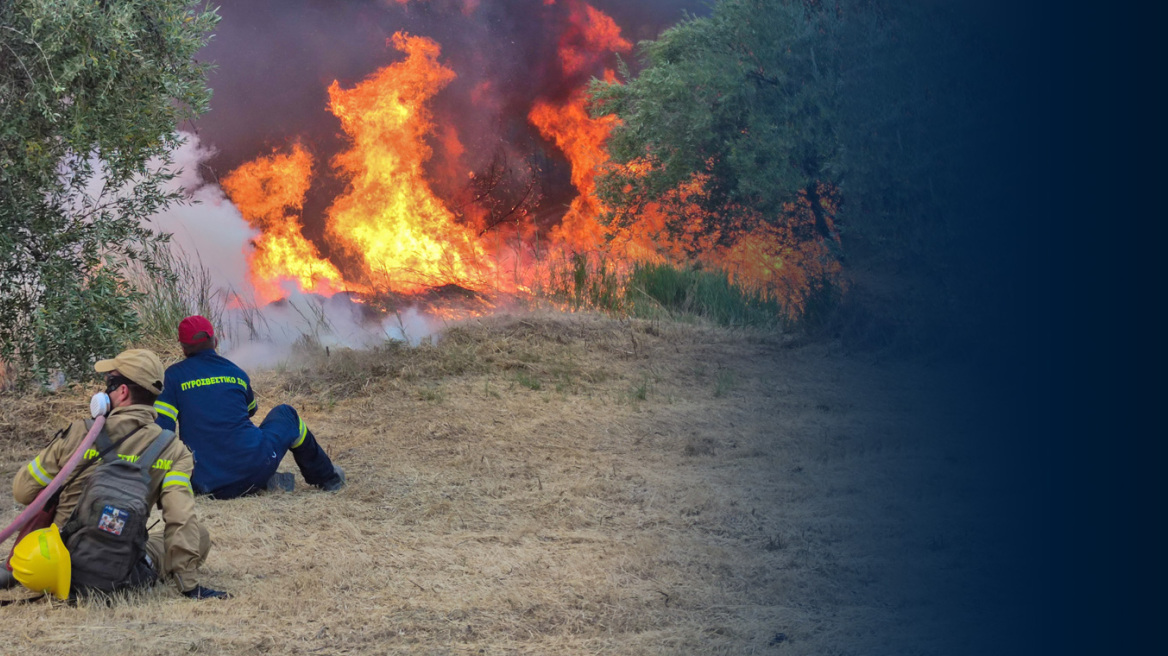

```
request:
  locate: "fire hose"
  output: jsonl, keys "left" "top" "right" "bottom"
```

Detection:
{"left": 0, "top": 414, "right": 106, "bottom": 548}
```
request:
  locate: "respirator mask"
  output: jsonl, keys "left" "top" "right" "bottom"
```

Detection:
{"left": 90, "top": 374, "right": 132, "bottom": 419}
{"left": 89, "top": 392, "right": 111, "bottom": 419}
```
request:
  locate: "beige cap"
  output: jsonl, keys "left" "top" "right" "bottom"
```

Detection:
{"left": 94, "top": 349, "right": 165, "bottom": 395}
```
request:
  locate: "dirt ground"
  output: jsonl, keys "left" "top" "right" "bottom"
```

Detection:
{"left": 0, "top": 311, "right": 999, "bottom": 655}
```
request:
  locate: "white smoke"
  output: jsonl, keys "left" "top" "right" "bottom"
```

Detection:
{"left": 153, "top": 132, "right": 446, "bottom": 370}
{"left": 223, "top": 300, "right": 442, "bottom": 370}
{"left": 151, "top": 133, "right": 258, "bottom": 295}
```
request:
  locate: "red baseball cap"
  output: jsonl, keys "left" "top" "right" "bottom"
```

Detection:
{"left": 178, "top": 315, "right": 215, "bottom": 345}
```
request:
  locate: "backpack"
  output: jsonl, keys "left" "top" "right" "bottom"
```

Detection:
{"left": 60, "top": 424, "right": 176, "bottom": 595}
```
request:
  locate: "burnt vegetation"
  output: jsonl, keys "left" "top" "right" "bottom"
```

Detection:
{"left": 459, "top": 147, "right": 545, "bottom": 239}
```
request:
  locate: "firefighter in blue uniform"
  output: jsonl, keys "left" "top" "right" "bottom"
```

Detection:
{"left": 154, "top": 315, "right": 345, "bottom": 498}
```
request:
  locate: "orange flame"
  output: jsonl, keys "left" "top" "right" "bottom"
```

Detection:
{"left": 528, "top": 2, "right": 632, "bottom": 254}
{"left": 704, "top": 184, "right": 845, "bottom": 313}
{"left": 224, "top": 3, "right": 842, "bottom": 315}
{"left": 325, "top": 33, "right": 494, "bottom": 294}
{"left": 529, "top": 88, "right": 619, "bottom": 253}
{"left": 558, "top": 0, "right": 632, "bottom": 76}
{"left": 220, "top": 144, "right": 350, "bottom": 303}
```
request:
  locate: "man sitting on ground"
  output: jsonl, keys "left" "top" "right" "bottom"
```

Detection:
{"left": 153, "top": 315, "right": 345, "bottom": 498}
{"left": 4, "top": 349, "right": 225, "bottom": 600}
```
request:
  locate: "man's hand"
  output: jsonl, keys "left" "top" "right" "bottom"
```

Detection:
{"left": 183, "top": 585, "right": 230, "bottom": 600}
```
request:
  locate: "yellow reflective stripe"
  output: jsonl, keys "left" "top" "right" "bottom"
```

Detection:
{"left": 27, "top": 456, "right": 51, "bottom": 486}
{"left": 163, "top": 472, "right": 193, "bottom": 493}
{"left": 154, "top": 401, "right": 178, "bottom": 421}
{"left": 292, "top": 418, "right": 307, "bottom": 449}
{"left": 248, "top": 399, "right": 257, "bottom": 411}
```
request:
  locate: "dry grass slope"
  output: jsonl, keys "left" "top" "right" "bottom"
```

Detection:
{"left": 1, "top": 311, "right": 988, "bottom": 655}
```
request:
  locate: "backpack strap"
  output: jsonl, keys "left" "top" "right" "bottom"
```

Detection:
{"left": 90, "top": 419, "right": 119, "bottom": 464}
{"left": 136, "top": 429, "right": 177, "bottom": 484}
{"left": 62, "top": 420, "right": 124, "bottom": 491}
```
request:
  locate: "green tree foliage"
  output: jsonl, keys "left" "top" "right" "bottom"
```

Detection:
{"left": 589, "top": 0, "right": 1009, "bottom": 345}
{"left": 829, "top": 1, "right": 1001, "bottom": 267}
{"left": 0, "top": 0, "right": 219, "bottom": 384}
{"left": 588, "top": 0, "right": 838, "bottom": 243}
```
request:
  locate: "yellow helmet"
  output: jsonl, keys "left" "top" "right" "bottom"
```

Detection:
{"left": 10, "top": 524, "right": 71, "bottom": 600}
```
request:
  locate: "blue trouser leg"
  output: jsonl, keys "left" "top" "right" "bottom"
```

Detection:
{"left": 207, "top": 476, "right": 264, "bottom": 499}
{"left": 290, "top": 429, "right": 336, "bottom": 486}
{"left": 206, "top": 460, "right": 279, "bottom": 499}
{"left": 259, "top": 404, "right": 337, "bottom": 487}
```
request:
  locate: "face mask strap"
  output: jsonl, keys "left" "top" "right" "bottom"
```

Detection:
{"left": 104, "top": 374, "right": 133, "bottom": 395}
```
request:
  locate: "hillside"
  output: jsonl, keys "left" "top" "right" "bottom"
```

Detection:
{"left": 0, "top": 312, "right": 993, "bottom": 655}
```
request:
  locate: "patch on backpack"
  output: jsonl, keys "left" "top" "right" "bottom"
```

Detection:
{"left": 97, "top": 505, "right": 129, "bottom": 536}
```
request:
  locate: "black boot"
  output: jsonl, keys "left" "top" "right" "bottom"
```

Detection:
{"left": 319, "top": 465, "right": 345, "bottom": 492}
{"left": 292, "top": 429, "right": 343, "bottom": 490}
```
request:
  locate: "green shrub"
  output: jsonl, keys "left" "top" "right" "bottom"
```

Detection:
{"left": 625, "top": 262, "right": 787, "bottom": 329}
{"left": 536, "top": 256, "right": 820, "bottom": 329}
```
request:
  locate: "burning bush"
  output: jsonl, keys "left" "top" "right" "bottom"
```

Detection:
{"left": 219, "top": 0, "right": 843, "bottom": 327}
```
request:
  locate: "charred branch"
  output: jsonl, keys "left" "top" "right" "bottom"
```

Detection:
{"left": 478, "top": 179, "right": 537, "bottom": 237}
{"left": 459, "top": 147, "right": 543, "bottom": 238}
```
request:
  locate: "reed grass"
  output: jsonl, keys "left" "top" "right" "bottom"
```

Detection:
{"left": 126, "top": 243, "right": 231, "bottom": 350}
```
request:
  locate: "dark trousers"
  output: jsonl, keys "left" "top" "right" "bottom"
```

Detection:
{"left": 207, "top": 405, "right": 336, "bottom": 499}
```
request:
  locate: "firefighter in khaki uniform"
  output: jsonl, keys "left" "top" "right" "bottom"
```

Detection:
{"left": 4, "top": 349, "right": 227, "bottom": 600}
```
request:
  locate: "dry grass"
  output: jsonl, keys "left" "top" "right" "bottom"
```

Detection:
{"left": 1, "top": 311, "right": 992, "bottom": 655}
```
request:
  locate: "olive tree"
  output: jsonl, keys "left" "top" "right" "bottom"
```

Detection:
{"left": 588, "top": 0, "right": 839, "bottom": 247}
{"left": 0, "top": 0, "right": 218, "bottom": 384}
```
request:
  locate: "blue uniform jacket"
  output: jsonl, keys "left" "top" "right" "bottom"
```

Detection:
{"left": 154, "top": 350, "right": 264, "bottom": 493}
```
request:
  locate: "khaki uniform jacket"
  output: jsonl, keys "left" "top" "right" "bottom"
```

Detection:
{"left": 13, "top": 405, "right": 203, "bottom": 591}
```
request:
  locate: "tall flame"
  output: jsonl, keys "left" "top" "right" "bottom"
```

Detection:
{"left": 325, "top": 33, "right": 493, "bottom": 293}
{"left": 529, "top": 1, "right": 633, "bottom": 254}
{"left": 528, "top": 88, "right": 618, "bottom": 253}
